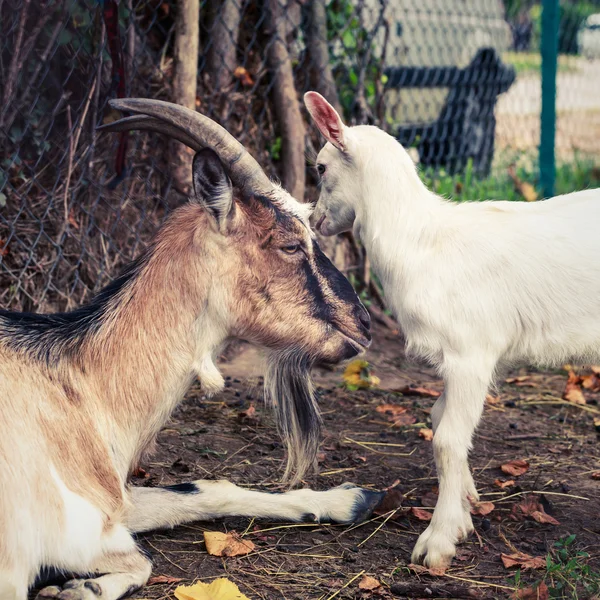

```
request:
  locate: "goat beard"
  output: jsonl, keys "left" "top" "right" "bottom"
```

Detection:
{"left": 264, "top": 350, "right": 322, "bottom": 487}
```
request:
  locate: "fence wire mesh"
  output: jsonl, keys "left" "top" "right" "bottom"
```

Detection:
{"left": 1, "top": 0, "right": 599, "bottom": 312}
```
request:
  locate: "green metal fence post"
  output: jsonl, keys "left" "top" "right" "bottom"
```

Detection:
{"left": 540, "top": 0, "right": 559, "bottom": 198}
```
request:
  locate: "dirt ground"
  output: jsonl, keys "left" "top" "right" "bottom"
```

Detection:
{"left": 101, "top": 321, "right": 599, "bottom": 600}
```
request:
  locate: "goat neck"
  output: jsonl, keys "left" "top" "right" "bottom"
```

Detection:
{"left": 77, "top": 206, "right": 231, "bottom": 477}
{"left": 352, "top": 130, "right": 446, "bottom": 287}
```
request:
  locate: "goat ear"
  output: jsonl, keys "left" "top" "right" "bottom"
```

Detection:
{"left": 304, "top": 91, "right": 347, "bottom": 152}
{"left": 192, "top": 149, "right": 234, "bottom": 231}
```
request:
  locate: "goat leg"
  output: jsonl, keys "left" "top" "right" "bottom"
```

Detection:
{"left": 127, "top": 480, "right": 384, "bottom": 532}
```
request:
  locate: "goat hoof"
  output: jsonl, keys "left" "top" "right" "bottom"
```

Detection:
{"left": 350, "top": 489, "right": 386, "bottom": 523}
{"left": 36, "top": 587, "right": 62, "bottom": 599}
{"left": 411, "top": 526, "right": 457, "bottom": 569}
{"left": 38, "top": 579, "right": 103, "bottom": 600}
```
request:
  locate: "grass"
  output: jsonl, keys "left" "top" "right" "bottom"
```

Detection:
{"left": 419, "top": 157, "right": 600, "bottom": 203}
{"left": 502, "top": 51, "right": 582, "bottom": 76}
{"left": 510, "top": 535, "right": 600, "bottom": 599}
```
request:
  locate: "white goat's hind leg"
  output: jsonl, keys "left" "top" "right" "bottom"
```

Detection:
{"left": 430, "top": 394, "right": 478, "bottom": 506}
{"left": 128, "top": 480, "right": 384, "bottom": 532}
{"left": 412, "top": 362, "right": 490, "bottom": 568}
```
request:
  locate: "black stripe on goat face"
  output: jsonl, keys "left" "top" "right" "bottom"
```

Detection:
{"left": 311, "top": 240, "right": 362, "bottom": 305}
{"left": 304, "top": 238, "right": 371, "bottom": 342}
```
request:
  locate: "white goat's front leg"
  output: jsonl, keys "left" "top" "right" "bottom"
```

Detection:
{"left": 36, "top": 527, "right": 151, "bottom": 600}
{"left": 431, "top": 394, "right": 479, "bottom": 504}
{"left": 127, "top": 480, "right": 384, "bottom": 533}
{"left": 412, "top": 361, "right": 491, "bottom": 568}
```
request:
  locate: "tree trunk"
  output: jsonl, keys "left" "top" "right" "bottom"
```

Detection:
{"left": 305, "top": 0, "right": 343, "bottom": 115}
{"left": 206, "top": 0, "right": 242, "bottom": 92}
{"left": 172, "top": 0, "right": 200, "bottom": 193}
{"left": 267, "top": 0, "right": 306, "bottom": 201}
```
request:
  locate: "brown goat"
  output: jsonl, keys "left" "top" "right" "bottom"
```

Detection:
{"left": 0, "top": 100, "right": 382, "bottom": 600}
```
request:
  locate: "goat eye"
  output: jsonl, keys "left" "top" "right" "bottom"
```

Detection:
{"left": 317, "top": 164, "right": 326, "bottom": 176}
{"left": 281, "top": 244, "right": 301, "bottom": 254}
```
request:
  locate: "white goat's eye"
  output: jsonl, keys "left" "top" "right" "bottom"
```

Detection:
{"left": 281, "top": 244, "right": 301, "bottom": 254}
{"left": 317, "top": 164, "right": 326, "bottom": 176}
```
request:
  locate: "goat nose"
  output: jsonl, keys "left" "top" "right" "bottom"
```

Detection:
{"left": 358, "top": 307, "right": 371, "bottom": 330}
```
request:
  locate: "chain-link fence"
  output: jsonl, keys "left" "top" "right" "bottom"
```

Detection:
{"left": 1, "top": 0, "right": 599, "bottom": 313}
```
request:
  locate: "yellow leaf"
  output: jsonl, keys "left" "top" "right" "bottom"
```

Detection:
{"left": 419, "top": 428, "right": 434, "bottom": 441}
{"left": 175, "top": 578, "right": 251, "bottom": 600}
{"left": 343, "top": 360, "right": 379, "bottom": 390}
{"left": 203, "top": 532, "right": 255, "bottom": 557}
{"left": 520, "top": 182, "right": 538, "bottom": 202}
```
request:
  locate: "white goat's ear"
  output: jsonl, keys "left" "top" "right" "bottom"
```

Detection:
{"left": 304, "top": 91, "right": 347, "bottom": 152}
{"left": 192, "top": 149, "right": 234, "bottom": 230}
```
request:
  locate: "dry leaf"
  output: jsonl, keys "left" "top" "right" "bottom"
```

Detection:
{"left": 512, "top": 495, "right": 559, "bottom": 525}
{"left": 344, "top": 360, "right": 380, "bottom": 390}
{"left": 419, "top": 428, "right": 434, "bottom": 441}
{"left": 395, "top": 385, "right": 441, "bottom": 398}
{"left": 515, "top": 495, "right": 541, "bottom": 517}
{"left": 411, "top": 507, "right": 433, "bottom": 521}
{"left": 147, "top": 575, "right": 184, "bottom": 585}
{"left": 501, "top": 552, "right": 545, "bottom": 571}
{"left": 238, "top": 404, "right": 256, "bottom": 421}
{"left": 581, "top": 373, "right": 600, "bottom": 391}
{"left": 486, "top": 394, "right": 501, "bottom": 405}
{"left": 505, "top": 375, "right": 533, "bottom": 386}
{"left": 495, "top": 478, "right": 515, "bottom": 489}
{"left": 233, "top": 66, "right": 254, "bottom": 87}
{"left": 204, "top": 531, "right": 255, "bottom": 557}
{"left": 591, "top": 471, "right": 600, "bottom": 480}
{"left": 563, "top": 384, "right": 586, "bottom": 405}
{"left": 376, "top": 404, "right": 408, "bottom": 417}
{"left": 358, "top": 575, "right": 381, "bottom": 591}
{"left": 390, "top": 413, "right": 417, "bottom": 427}
{"left": 508, "top": 165, "right": 538, "bottom": 202}
{"left": 175, "top": 578, "right": 250, "bottom": 600}
{"left": 511, "top": 582, "right": 549, "bottom": 600}
{"left": 530, "top": 510, "right": 560, "bottom": 526}
{"left": 470, "top": 501, "right": 495, "bottom": 516}
{"left": 408, "top": 563, "right": 447, "bottom": 577}
{"left": 373, "top": 487, "right": 405, "bottom": 516}
{"left": 501, "top": 459, "right": 529, "bottom": 477}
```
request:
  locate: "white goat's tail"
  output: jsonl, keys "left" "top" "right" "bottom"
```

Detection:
{"left": 264, "top": 350, "right": 321, "bottom": 487}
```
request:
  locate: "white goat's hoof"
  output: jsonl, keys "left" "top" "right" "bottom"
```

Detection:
{"left": 411, "top": 526, "right": 457, "bottom": 568}
{"left": 36, "top": 580, "right": 102, "bottom": 600}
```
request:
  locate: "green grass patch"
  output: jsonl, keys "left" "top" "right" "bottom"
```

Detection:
{"left": 419, "top": 158, "right": 600, "bottom": 203}
{"left": 502, "top": 51, "right": 581, "bottom": 76}
{"left": 510, "top": 535, "right": 600, "bottom": 599}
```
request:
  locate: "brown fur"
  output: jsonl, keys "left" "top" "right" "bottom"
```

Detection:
{"left": 0, "top": 182, "right": 369, "bottom": 597}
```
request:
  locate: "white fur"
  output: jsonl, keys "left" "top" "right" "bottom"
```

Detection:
{"left": 305, "top": 91, "right": 600, "bottom": 568}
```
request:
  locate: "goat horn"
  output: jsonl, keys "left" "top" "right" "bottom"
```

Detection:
{"left": 102, "top": 98, "right": 274, "bottom": 197}
{"left": 97, "top": 115, "right": 203, "bottom": 152}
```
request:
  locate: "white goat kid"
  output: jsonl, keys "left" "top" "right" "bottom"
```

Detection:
{"left": 0, "top": 99, "right": 382, "bottom": 600}
{"left": 304, "top": 91, "right": 600, "bottom": 569}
